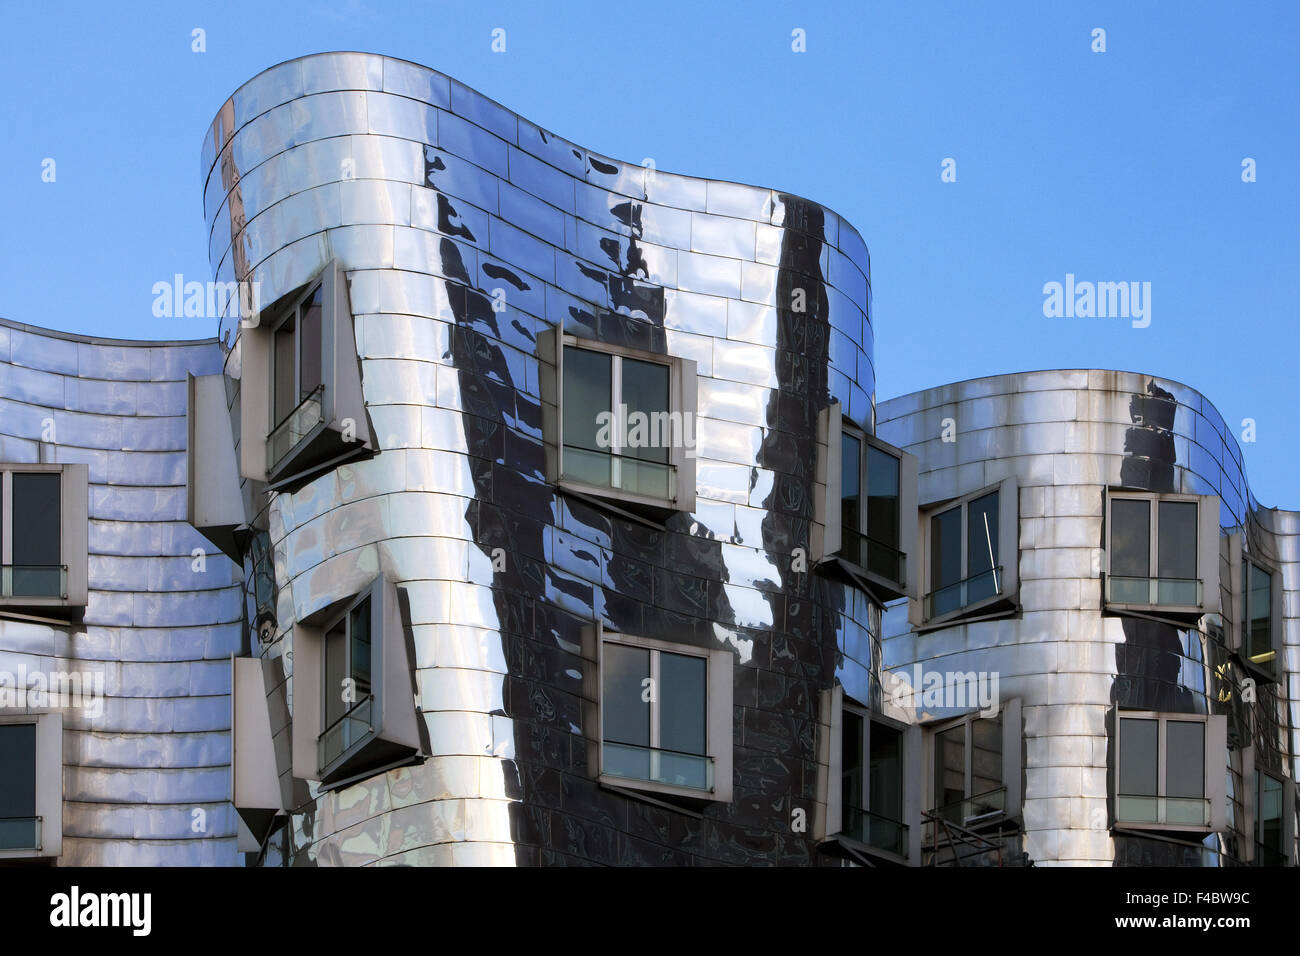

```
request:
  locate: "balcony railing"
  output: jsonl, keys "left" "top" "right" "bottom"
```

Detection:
{"left": 562, "top": 446, "right": 676, "bottom": 501}
{"left": 1116, "top": 793, "right": 1211, "bottom": 827}
{"left": 843, "top": 805, "right": 909, "bottom": 857}
{"left": 268, "top": 385, "right": 325, "bottom": 471}
{"left": 602, "top": 741, "right": 713, "bottom": 792}
{"left": 924, "top": 566, "right": 1003, "bottom": 619}
{"left": 318, "top": 694, "right": 374, "bottom": 771}
{"left": 1, "top": 565, "right": 67, "bottom": 599}
{"left": 841, "top": 529, "right": 906, "bottom": 589}
{"left": 0, "top": 815, "right": 41, "bottom": 851}
{"left": 1105, "top": 575, "right": 1201, "bottom": 607}
{"left": 926, "top": 786, "right": 1007, "bottom": 840}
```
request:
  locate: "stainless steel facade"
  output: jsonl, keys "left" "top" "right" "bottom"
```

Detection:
{"left": 1, "top": 52, "right": 1292, "bottom": 867}
{"left": 0, "top": 318, "right": 242, "bottom": 865}
{"left": 200, "top": 53, "right": 875, "bottom": 865}
{"left": 878, "top": 371, "right": 1299, "bottom": 865}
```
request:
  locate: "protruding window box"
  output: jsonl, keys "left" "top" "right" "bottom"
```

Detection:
{"left": 239, "top": 260, "right": 375, "bottom": 492}
{"left": 1230, "top": 538, "right": 1285, "bottom": 683}
{"left": 187, "top": 373, "right": 246, "bottom": 563}
{"left": 290, "top": 576, "right": 423, "bottom": 790}
{"left": 910, "top": 477, "right": 1019, "bottom": 630}
{"left": 539, "top": 331, "right": 698, "bottom": 520}
{"left": 231, "top": 655, "right": 287, "bottom": 846}
{"left": 1103, "top": 491, "right": 1221, "bottom": 622}
{"left": 0, "top": 464, "right": 88, "bottom": 620}
{"left": 1108, "top": 709, "right": 1228, "bottom": 833}
{"left": 0, "top": 713, "right": 62, "bottom": 861}
{"left": 812, "top": 404, "right": 918, "bottom": 605}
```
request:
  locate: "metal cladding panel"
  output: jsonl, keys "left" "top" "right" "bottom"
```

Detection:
{"left": 201, "top": 52, "right": 876, "bottom": 866}
{"left": 879, "top": 370, "right": 1300, "bottom": 867}
{"left": 0, "top": 319, "right": 243, "bottom": 866}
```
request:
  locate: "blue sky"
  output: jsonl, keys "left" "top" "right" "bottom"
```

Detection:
{"left": 0, "top": 1, "right": 1295, "bottom": 504}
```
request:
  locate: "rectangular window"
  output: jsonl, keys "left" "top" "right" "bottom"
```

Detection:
{"left": 837, "top": 427, "right": 907, "bottom": 591}
{"left": 0, "top": 465, "right": 86, "bottom": 608}
{"left": 601, "top": 640, "right": 710, "bottom": 791}
{"left": 0, "top": 723, "right": 37, "bottom": 851}
{"left": 925, "top": 491, "right": 1003, "bottom": 619}
{"left": 1115, "top": 714, "right": 1211, "bottom": 827}
{"left": 1255, "top": 770, "right": 1286, "bottom": 866}
{"left": 11, "top": 473, "right": 61, "bottom": 598}
{"left": 562, "top": 344, "right": 676, "bottom": 503}
{"left": 930, "top": 712, "right": 1005, "bottom": 825}
{"left": 1107, "top": 495, "right": 1202, "bottom": 607}
{"left": 839, "top": 708, "right": 908, "bottom": 857}
{"left": 319, "top": 594, "right": 376, "bottom": 773}
{"left": 1246, "top": 561, "right": 1275, "bottom": 671}
{"left": 269, "top": 282, "right": 327, "bottom": 470}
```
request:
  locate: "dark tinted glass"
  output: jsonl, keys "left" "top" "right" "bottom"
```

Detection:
{"left": 1166, "top": 720, "right": 1204, "bottom": 799}
{"left": 273, "top": 315, "right": 296, "bottom": 424}
{"left": 967, "top": 492, "right": 1000, "bottom": 602}
{"left": 1158, "top": 501, "right": 1198, "bottom": 580}
{"left": 866, "top": 446, "right": 900, "bottom": 550}
{"left": 931, "top": 507, "right": 962, "bottom": 589}
{"left": 1119, "top": 718, "right": 1158, "bottom": 796}
{"left": 869, "top": 721, "right": 902, "bottom": 821}
{"left": 659, "top": 652, "right": 705, "bottom": 756}
{"left": 323, "top": 618, "right": 346, "bottom": 728}
{"left": 299, "top": 285, "right": 323, "bottom": 400}
{"left": 840, "top": 433, "right": 861, "bottom": 559}
{"left": 1259, "top": 772, "right": 1283, "bottom": 850}
{"left": 970, "top": 714, "right": 1003, "bottom": 797}
{"left": 12, "top": 473, "right": 61, "bottom": 597}
{"left": 1110, "top": 498, "right": 1150, "bottom": 577}
{"left": 349, "top": 597, "right": 372, "bottom": 700}
{"left": 602, "top": 644, "right": 649, "bottom": 747}
{"left": 1247, "top": 563, "right": 1273, "bottom": 664}
{"left": 842, "top": 710, "right": 864, "bottom": 813}
{"left": 0, "top": 724, "right": 36, "bottom": 820}
{"left": 620, "top": 357, "right": 670, "bottom": 464}
{"left": 934, "top": 723, "right": 966, "bottom": 819}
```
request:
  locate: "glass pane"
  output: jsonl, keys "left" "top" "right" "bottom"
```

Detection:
{"left": 1259, "top": 772, "right": 1283, "bottom": 851}
{"left": 659, "top": 652, "right": 705, "bottom": 756}
{"left": 273, "top": 316, "right": 296, "bottom": 425}
{"left": 12, "top": 473, "right": 61, "bottom": 597}
{"left": 620, "top": 357, "right": 670, "bottom": 465}
{"left": 966, "top": 492, "right": 1000, "bottom": 604}
{"left": 933, "top": 723, "right": 966, "bottom": 821}
{"left": 930, "top": 507, "right": 962, "bottom": 616}
{"left": 1110, "top": 499, "right": 1151, "bottom": 577}
{"left": 866, "top": 446, "right": 901, "bottom": 583}
{"left": 349, "top": 597, "right": 372, "bottom": 701}
{"left": 1158, "top": 501, "right": 1197, "bottom": 580}
{"left": 1119, "top": 717, "right": 1158, "bottom": 797}
{"left": 842, "top": 710, "right": 864, "bottom": 815}
{"left": 1248, "top": 563, "right": 1273, "bottom": 665}
{"left": 323, "top": 618, "right": 347, "bottom": 730}
{"left": 0, "top": 723, "right": 36, "bottom": 851}
{"left": 970, "top": 714, "right": 1003, "bottom": 802}
{"left": 869, "top": 721, "right": 902, "bottom": 822}
{"left": 1165, "top": 720, "right": 1204, "bottom": 799}
{"left": 562, "top": 347, "right": 613, "bottom": 487}
{"left": 603, "top": 643, "right": 650, "bottom": 781}
{"left": 840, "top": 433, "right": 861, "bottom": 564}
{"left": 299, "top": 285, "right": 323, "bottom": 401}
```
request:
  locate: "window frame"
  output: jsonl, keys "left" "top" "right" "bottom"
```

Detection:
{"left": 1110, "top": 709, "right": 1227, "bottom": 833}
{"left": 0, "top": 463, "right": 88, "bottom": 617}
{"left": 592, "top": 629, "right": 732, "bottom": 803}
{"left": 269, "top": 278, "right": 325, "bottom": 447}
{"left": 1103, "top": 489, "right": 1221, "bottom": 618}
{"left": 911, "top": 477, "right": 1019, "bottom": 629}
{"left": 542, "top": 330, "right": 698, "bottom": 516}
{"left": 0, "top": 712, "right": 63, "bottom": 861}
{"left": 318, "top": 588, "right": 376, "bottom": 779}
{"left": 1238, "top": 550, "right": 1284, "bottom": 683}
{"left": 1253, "top": 768, "right": 1290, "bottom": 866}
{"left": 840, "top": 702, "right": 913, "bottom": 861}
{"left": 923, "top": 700, "right": 1022, "bottom": 831}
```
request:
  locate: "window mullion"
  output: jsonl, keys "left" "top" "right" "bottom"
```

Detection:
{"left": 649, "top": 648, "right": 660, "bottom": 751}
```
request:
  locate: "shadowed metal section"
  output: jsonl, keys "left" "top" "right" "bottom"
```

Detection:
{"left": 202, "top": 52, "right": 874, "bottom": 865}
{"left": 0, "top": 317, "right": 242, "bottom": 866}
{"left": 879, "top": 369, "right": 1298, "bottom": 866}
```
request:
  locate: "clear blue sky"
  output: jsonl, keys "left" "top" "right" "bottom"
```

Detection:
{"left": 1, "top": 1, "right": 1295, "bottom": 505}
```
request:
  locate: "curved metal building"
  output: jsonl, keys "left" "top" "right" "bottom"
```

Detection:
{"left": 0, "top": 319, "right": 241, "bottom": 866}
{"left": 198, "top": 52, "right": 875, "bottom": 865}
{"left": 878, "top": 371, "right": 1298, "bottom": 865}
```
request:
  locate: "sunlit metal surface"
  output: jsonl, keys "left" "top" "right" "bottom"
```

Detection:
{"left": 202, "top": 52, "right": 874, "bottom": 865}
{"left": 0, "top": 318, "right": 242, "bottom": 865}
{"left": 879, "top": 370, "right": 1298, "bottom": 866}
